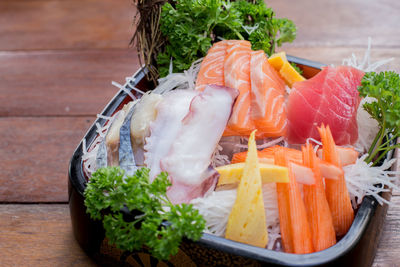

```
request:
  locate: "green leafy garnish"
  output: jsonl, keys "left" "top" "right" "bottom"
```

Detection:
{"left": 158, "top": 0, "right": 296, "bottom": 76}
{"left": 358, "top": 71, "right": 400, "bottom": 164}
{"left": 290, "top": 62, "right": 303, "bottom": 75}
{"left": 84, "top": 167, "right": 206, "bottom": 260}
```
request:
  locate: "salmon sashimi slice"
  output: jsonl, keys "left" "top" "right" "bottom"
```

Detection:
{"left": 318, "top": 125, "right": 354, "bottom": 236}
{"left": 250, "top": 50, "right": 287, "bottom": 137}
{"left": 195, "top": 41, "right": 228, "bottom": 91}
{"left": 223, "top": 40, "right": 254, "bottom": 136}
{"left": 302, "top": 143, "right": 336, "bottom": 251}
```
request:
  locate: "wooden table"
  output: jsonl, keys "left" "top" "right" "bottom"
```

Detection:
{"left": 1, "top": 0, "right": 399, "bottom": 266}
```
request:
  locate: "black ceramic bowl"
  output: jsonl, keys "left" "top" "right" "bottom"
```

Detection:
{"left": 68, "top": 56, "right": 392, "bottom": 267}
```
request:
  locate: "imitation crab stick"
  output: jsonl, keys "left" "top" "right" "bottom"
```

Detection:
{"left": 274, "top": 147, "right": 314, "bottom": 254}
{"left": 302, "top": 143, "right": 336, "bottom": 251}
{"left": 231, "top": 145, "right": 302, "bottom": 164}
{"left": 317, "top": 146, "right": 359, "bottom": 166}
{"left": 318, "top": 125, "right": 354, "bottom": 236}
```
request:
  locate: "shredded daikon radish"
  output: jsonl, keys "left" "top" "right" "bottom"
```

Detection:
{"left": 344, "top": 154, "right": 400, "bottom": 208}
{"left": 81, "top": 111, "right": 120, "bottom": 176}
{"left": 153, "top": 58, "right": 203, "bottom": 94}
{"left": 342, "top": 37, "right": 394, "bottom": 72}
{"left": 111, "top": 81, "right": 137, "bottom": 100}
{"left": 354, "top": 97, "right": 380, "bottom": 153}
{"left": 191, "top": 183, "right": 280, "bottom": 249}
{"left": 211, "top": 144, "right": 230, "bottom": 167}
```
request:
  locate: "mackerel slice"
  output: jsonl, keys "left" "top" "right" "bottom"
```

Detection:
{"left": 105, "top": 102, "right": 135, "bottom": 166}
{"left": 119, "top": 103, "right": 138, "bottom": 176}
{"left": 95, "top": 141, "right": 107, "bottom": 170}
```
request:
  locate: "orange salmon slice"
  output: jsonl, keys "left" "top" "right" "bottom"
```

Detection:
{"left": 195, "top": 41, "right": 228, "bottom": 91}
{"left": 223, "top": 40, "right": 254, "bottom": 136}
{"left": 250, "top": 50, "right": 287, "bottom": 137}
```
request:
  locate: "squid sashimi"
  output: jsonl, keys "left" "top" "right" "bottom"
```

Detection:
{"left": 161, "top": 85, "right": 239, "bottom": 204}
{"left": 223, "top": 40, "right": 254, "bottom": 136}
{"left": 195, "top": 41, "right": 228, "bottom": 91}
{"left": 250, "top": 50, "right": 287, "bottom": 137}
{"left": 144, "top": 90, "right": 199, "bottom": 181}
{"left": 287, "top": 66, "right": 364, "bottom": 145}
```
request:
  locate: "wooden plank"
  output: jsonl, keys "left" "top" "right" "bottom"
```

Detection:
{"left": 373, "top": 199, "right": 400, "bottom": 267}
{"left": 0, "top": 49, "right": 140, "bottom": 117}
{"left": 0, "top": 117, "right": 92, "bottom": 202}
{"left": 0, "top": 202, "right": 398, "bottom": 266}
{"left": 268, "top": 0, "right": 400, "bottom": 48}
{"left": 0, "top": 0, "right": 134, "bottom": 50}
{"left": 0, "top": 204, "right": 97, "bottom": 266}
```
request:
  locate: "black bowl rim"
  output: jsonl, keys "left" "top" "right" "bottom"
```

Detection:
{"left": 68, "top": 56, "right": 379, "bottom": 266}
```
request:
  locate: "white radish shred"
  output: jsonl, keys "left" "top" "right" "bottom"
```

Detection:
{"left": 82, "top": 111, "right": 120, "bottom": 176}
{"left": 211, "top": 144, "right": 230, "bottom": 168}
{"left": 344, "top": 154, "right": 400, "bottom": 208}
{"left": 342, "top": 37, "right": 394, "bottom": 72}
{"left": 152, "top": 58, "right": 203, "bottom": 94}
{"left": 191, "top": 183, "right": 280, "bottom": 249}
{"left": 354, "top": 97, "right": 380, "bottom": 153}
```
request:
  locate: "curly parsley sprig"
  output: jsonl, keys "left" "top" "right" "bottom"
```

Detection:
{"left": 84, "top": 167, "right": 205, "bottom": 260}
{"left": 358, "top": 71, "right": 400, "bottom": 165}
{"left": 157, "top": 0, "right": 296, "bottom": 76}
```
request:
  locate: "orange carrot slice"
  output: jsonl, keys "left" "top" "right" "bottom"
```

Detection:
{"left": 302, "top": 143, "right": 336, "bottom": 251}
{"left": 274, "top": 147, "right": 314, "bottom": 254}
{"left": 318, "top": 125, "right": 354, "bottom": 236}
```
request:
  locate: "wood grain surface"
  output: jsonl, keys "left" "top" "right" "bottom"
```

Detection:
{"left": 0, "top": 49, "right": 140, "bottom": 117}
{"left": 268, "top": 0, "right": 400, "bottom": 48}
{"left": 1, "top": 0, "right": 400, "bottom": 266}
{"left": 0, "top": 205, "right": 97, "bottom": 266}
{"left": 0, "top": 0, "right": 135, "bottom": 51}
{"left": 0, "top": 117, "right": 92, "bottom": 202}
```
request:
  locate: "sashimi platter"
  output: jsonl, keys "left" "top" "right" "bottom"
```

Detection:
{"left": 69, "top": 0, "right": 400, "bottom": 266}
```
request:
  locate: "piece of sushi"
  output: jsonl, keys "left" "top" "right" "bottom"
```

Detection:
{"left": 286, "top": 66, "right": 364, "bottom": 145}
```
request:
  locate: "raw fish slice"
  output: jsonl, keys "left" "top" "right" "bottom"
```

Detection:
{"left": 130, "top": 93, "right": 163, "bottom": 166}
{"left": 105, "top": 102, "right": 135, "bottom": 166}
{"left": 287, "top": 66, "right": 364, "bottom": 145}
{"left": 119, "top": 103, "right": 138, "bottom": 176}
{"left": 161, "top": 85, "right": 239, "bottom": 204}
{"left": 95, "top": 141, "right": 107, "bottom": 170}
{"left": 144, "top": 90, "right": 199, "bottom": 181}
{"left": 223, "top": 40, "right": 254, "bottom": 136}
{"left": 195, "top": 41, "right": 228, "bottom": 91}
{"left": 250, "top": 50, "right": 287, "bottom": 137}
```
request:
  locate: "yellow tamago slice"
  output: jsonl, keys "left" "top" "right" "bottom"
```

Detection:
{"left": 268, "top": 51, "right": 288, "bottom": 71}
{"left": 279, "top": 61, "right": 306, "bottom": 87}
{"left": 225, "top": 130, "right": 268, "bottom": 248}
{"left": 216, "top": 163, "right": 289, "bottom": 189}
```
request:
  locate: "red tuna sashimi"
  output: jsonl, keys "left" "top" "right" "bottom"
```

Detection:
{"left": 195, "top": 41, "right": 228, "bottom": 91}
{"left": 287, "top": 66, "right": 364, "bottom": 145}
